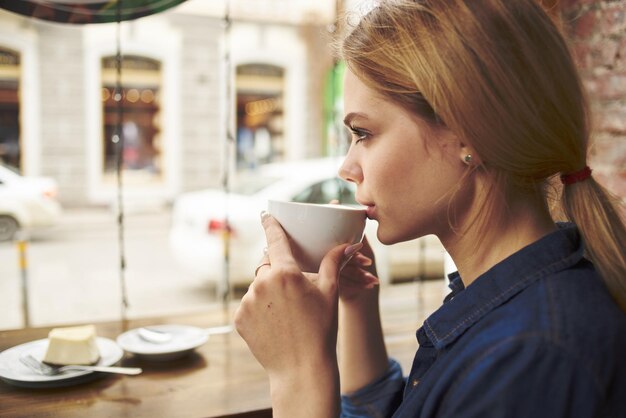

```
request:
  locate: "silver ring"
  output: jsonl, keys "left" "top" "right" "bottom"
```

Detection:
{"left": 254, "top": 262, "right": 271, "bottom": 277}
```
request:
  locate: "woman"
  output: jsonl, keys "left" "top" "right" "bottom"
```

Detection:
{"left": 234, "top": 1, "right": 626, "bottom": 416}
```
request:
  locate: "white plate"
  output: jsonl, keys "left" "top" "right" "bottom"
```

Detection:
{"left": 116, "top": 324, "right": 208, "bottom": 361}
{"left": 0, "top": 337, "right": 123, "bottom": 388}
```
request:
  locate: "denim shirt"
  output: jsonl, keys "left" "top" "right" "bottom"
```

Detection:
{"left": 341, "top": 224, "right": 626, "bottom": 417}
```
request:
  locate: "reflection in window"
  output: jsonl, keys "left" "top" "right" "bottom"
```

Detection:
{"left": 101, "top": 55, "right": 162, "bottom": 183}
{"left": 0, "top": 47, "right": 20, "bottom": 171}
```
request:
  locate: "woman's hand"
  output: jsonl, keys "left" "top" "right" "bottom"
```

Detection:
{"left": 234, "top": 211, "right": 355, "bottom": 417}
{"left": 339, "top": 236, "right": 380, "bottom": 302}
{"left": 325, "top": 200, "right": 380, "bottom": 302}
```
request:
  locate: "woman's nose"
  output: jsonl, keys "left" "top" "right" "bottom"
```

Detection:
{"left": 339, "top": 157, "right": 362, "bottom": 185}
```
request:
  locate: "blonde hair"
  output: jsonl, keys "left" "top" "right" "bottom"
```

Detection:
{"left": 339, "top": 0, "right": 626, "bottom": 311}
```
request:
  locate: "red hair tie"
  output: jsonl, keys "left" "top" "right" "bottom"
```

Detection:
{"left": 560, "top": 166, "right": 592, "bottom": 185}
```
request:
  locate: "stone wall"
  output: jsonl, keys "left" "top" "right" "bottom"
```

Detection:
{"left": 36, "top": 21, "right": 88, "bottom": 206}
{"left": 169, "top": 13, "right": 225, "bottom": 193}
{"left": 561, "top": 0, "right": 626, "bottom": 200}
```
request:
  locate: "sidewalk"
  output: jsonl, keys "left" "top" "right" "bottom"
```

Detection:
{"left": 0, "top": 206, "right": 216, "bottom": 330}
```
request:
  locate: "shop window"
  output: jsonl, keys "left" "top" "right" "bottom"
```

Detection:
{"left": 236, "top": 63, "right": 284, "bottom": 170}
{"left": 101, "top": 55, "right": 162, "bottom": 183}
{"left": 0, "top": 47, "right": 20, "bottom": 171}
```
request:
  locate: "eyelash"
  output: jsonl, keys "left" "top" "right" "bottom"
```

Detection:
{"left": 349, "top": 126, "right": 370, "bottom": 144}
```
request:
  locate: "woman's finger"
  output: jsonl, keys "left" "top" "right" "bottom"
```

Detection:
{"left": 252, "top": 247, "right": 271, "bottom": 279}
{"left": 260, "top": 211, "right": 298, "bottom": 268}
{"left": 352, "top": 252, "right": 372, "bottom": 267}
{"left": 341, "top": 264, "right": 379, "bottom": 284}
{"left": 319, "top": 243, "right": 358, "bottom": 292}
{"left": 254, "top": 260, "right": 271, "bottom": 278}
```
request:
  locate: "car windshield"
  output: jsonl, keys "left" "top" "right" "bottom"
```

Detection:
{"left": 0, "top": 164, "right": 19, "bottom": 174}
{"left": 230, "top": 174, "right": 280, "bottom": 195}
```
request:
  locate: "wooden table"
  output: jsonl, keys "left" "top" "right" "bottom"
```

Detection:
{"left": 0, "top": 281, "right": 437, "bottom": 417}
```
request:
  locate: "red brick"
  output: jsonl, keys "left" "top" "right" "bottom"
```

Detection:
{"left": 572, "top": 41, "right": 594, "bottom": 70}
{"left": 586, "top": 72, "right": 626, "bottom": 100}
{"left": 591, "top": 169, "right": 626, "bottom": 200}
{"left": 617, "top": 38, "right": 626, "bottom": 71}
{"left": 591, "top": 38, "right": 619, "bottom": 67}
{"left": 560, "top": 0, "right": 596, "bottom": 11}
{"left": 588, "top": 135, "right": 626, "bottom": 200}
{"left": 565, "top": 1, "right": 626, "bottom": 202}
{"left": 599, "top": 3, "right": 626, "bottom": 37}
{"left": 594, "top": 106, "right": 626, "bottom": 135}
{"left": 583, "top": 77, "right": 600, "bottom": 96}
{"left": 571, "top": 8, "right": 597, "bottom": 38}
{"left": 589, "top": 136, "right": 626, "bottom": 167}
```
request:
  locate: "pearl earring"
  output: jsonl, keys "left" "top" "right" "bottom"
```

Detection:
{"left": 464, "top": 154, "right": 473, "bottom": 164}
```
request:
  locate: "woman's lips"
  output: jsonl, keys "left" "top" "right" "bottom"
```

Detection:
{"left": 365, "top": 205, "right": 376, "bottom": 219}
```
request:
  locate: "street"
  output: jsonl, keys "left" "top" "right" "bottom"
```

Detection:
{"left": 0, "top": 206, "right": 449, "bottom": 332}
{"left": 0, "top": 207, "right": 223, "bottom": 331}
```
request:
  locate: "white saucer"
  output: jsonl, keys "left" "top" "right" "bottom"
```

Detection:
{"left": 0, "top": 337, "right": 123, "bottom": 388}
{"left": 116, "top": 324, "right": 208, "bottom": 361}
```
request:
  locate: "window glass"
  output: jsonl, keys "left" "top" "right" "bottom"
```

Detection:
{"left": 0, "top": 47, "right": 20, "bottom": 172}
{"left": 0, "top": 6, "right": 446, "bottom": 334}
{"left": 236, "top": 64, "right": 285, "bottom": 170}
{"left": 101, "top": 55, "right": 162, "bottom": 184}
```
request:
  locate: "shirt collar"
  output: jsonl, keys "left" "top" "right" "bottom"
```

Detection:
{"left": 444, "top": 272, "right": 465, "bottom": 303}
{"left": 422, "top": 223, "right": 586, "bottom": 350}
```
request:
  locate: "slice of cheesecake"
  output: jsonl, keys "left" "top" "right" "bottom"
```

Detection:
{"left": 43, "top": 325, "right": 100, "bottom": 366}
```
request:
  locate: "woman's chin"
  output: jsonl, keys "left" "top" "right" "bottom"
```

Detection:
{"left": 376, "top": 230, "right": 402, "bottom": 246}
{"left": 377, "top": 227, "right": 425, "bottom": 245}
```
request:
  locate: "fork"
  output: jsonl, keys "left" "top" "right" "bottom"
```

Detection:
{"left": 20, "top": 354, "right": 142, "bottom": 376}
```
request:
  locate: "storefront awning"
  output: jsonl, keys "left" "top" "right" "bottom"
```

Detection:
{"left": 0, "top": 0, "right": 187, "bottom": 24}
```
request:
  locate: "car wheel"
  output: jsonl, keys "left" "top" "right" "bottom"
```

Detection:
{"left": 0, "top": 215, "right": 19, "bottom": 241}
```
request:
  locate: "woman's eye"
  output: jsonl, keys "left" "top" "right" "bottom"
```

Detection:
{"left": 349, "top": 126, "right": 370, "bottom": 143}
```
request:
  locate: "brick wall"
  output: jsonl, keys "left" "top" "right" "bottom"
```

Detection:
{"left": 561, "top": 0, "right": 626, "bottom": 201}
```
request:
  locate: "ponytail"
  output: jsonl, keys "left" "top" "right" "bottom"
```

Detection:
{"left": 561, "top": 176, "right": 626, "bottom": 312}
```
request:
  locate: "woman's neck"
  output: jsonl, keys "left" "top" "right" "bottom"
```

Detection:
{"left": 442, "top": 192, "right": 556, "bottom": 288}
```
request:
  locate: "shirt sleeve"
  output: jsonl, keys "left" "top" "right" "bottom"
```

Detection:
{"left": 340, "top": 358, "right": 405, "bottom": 418}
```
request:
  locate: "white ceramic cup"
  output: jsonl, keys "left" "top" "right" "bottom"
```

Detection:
{"left": 267, "top": 200, "right": 367, "bottom": 272}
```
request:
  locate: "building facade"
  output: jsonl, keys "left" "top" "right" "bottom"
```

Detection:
{"left": 0, "top": 0, "right": 337, "bottom": 207}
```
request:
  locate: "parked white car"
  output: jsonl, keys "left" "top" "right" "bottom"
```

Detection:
{"left": 169, "top": 158, "right": 445, "bottom": 286}
{"left": 0, "top": 165, "right": 63, "bottom": 241}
